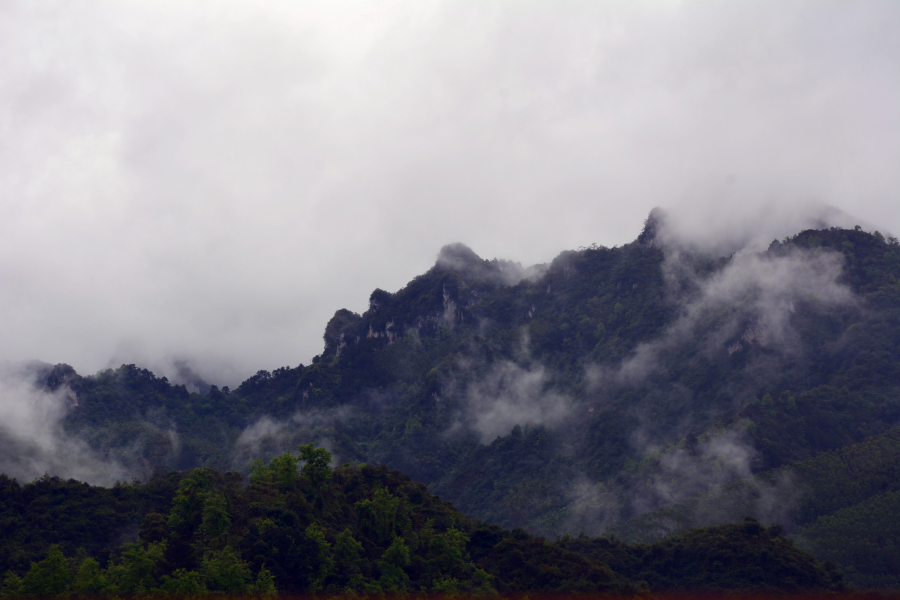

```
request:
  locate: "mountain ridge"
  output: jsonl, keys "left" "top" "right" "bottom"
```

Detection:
{"left": 2, "top": 218, "right": 900, "bottom": 588}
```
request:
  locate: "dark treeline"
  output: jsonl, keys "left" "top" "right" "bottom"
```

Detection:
{"left": 0, "top": 446, "right": 842, "bottom": 597}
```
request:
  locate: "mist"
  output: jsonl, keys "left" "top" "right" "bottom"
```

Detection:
{"left": 459, "top": 359, "right": 573, "bottom": 444}
{"left": 0, "top": 363, "right": 132, "bottom": 486}
{"left": 2, "top": 1, "right": 898, "bottom": 386}
{"left": 562, "top": 425, "right": 801, "bottom": 539}
{"left": 232, "top": 408, "right": 349, "bottom": 471}
{"left": 565, "top": 202, "right": 864, "bottom": 536}
{"left": 608, "top": 243, "right": 857, "bottom": 391}
{"left": 654, "top": 198, "right": 873, "bottom": 256}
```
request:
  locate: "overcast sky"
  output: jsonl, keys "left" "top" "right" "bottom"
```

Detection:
{"left": 1, "top": 1, "right": 898, "bottom": 386}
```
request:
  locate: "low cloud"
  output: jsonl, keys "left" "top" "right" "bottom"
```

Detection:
{"left": 561, "top": 427, "right": 801, "bottom": 540}
{"left": 652, "top": 197, "right": 873, "bottom": 256}
{"left": 0, "top": 363, "right": 131, "bottom": 486}
{"left": 572, "top": 216, "right": 856, "bottom": 536}
{"left": 3, "top": 2, "right": 897, "bottom": 385}
{"left": 437, "top": 243, "right": 547, "bottom": 287}
{"left": 591, "top": 243, "right": 856, "bottom": 393}
{"left": 459, "top": 359, "right": 573, "bottom": 444}
{"left": 232, "top": 407, "right": 350, "bottom": 470}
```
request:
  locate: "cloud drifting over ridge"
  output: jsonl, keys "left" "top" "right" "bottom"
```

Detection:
{"left": 563, "top": 427, "right": 802, "bottom": 540}
{"left": 232, "top": 408, "right": 348, "bottom": 470}
{"left": 461, "top": 360, "right": 573, "bottom": 443}
{"left": 1, "top": 1, "right": 898, "bottom": 384}
{"left": 583, "top": 242, "right": 858, "bottom": 395}
{"left": 0, "top": 365, "right": 131, "bottom": 485}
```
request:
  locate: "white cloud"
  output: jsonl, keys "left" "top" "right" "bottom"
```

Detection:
{"left": 0, "top": 364, "right": 131, "bottom": 485}
{"left": 461, "top": 360, "right": 573, "bottom": 443}
{"left": 1, "top": 1, "right": 898, "bottom": 384}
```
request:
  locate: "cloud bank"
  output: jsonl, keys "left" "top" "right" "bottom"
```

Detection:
{"left": 232, "top": 407, "right": 349, "bottom": 471}
{"left": 1, "top": 1, "right": 898, "bottom": 385}
{"left": 461, "top": 360, "right": 573, "bottom": 444}
{"left": 0, "top": 363, "right": 131, "bottom": 485}
{"left": 586, "top": 240, "right": 857, "bottom": 397}
{"left": 563, "top": 426, "right": 801, "bottom": 540}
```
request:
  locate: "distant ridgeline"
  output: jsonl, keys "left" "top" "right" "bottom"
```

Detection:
{"left": 0, "top": 448, "right": 842, "bottom": 596}
{"left": 9, "top": 220, "right": 900, "bottom": 590}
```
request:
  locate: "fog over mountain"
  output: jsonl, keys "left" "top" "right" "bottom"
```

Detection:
{"left": 1, "top": 1, "right": 898, "bottom": 386}
{"left": 0, "top": 361, "right": 131, "bottom": 485}
{"left": 1, "top": 211, "right": 899, "bottom": 588}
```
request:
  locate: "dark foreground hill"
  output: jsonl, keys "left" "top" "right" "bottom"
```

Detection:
{"left": 0, "top": 448, "right": 842, "bottom": 596}
{"left": 4, "top": 217, "right": 900, "bottom": 589}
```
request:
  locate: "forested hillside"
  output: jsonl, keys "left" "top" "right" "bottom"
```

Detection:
{"left": 4, "top": 216, "right": 900, "bottom": 590}
{"left": 0, "top": 448, "right": 842, "bottom": 596}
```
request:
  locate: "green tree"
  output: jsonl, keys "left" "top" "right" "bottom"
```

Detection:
{"left": 160, "top": 568, "right": 208, "bottom": 596}
{"left": 429, "top": 527, "right": 469, "bottom": 574}
{"left": 333, "top": 528, "right": 365, "bottom": 590}
{"left": 71, "top": 557, "right": 108, "bottom": 596}
{"left": 432, "top": 575, "right": 460, "bottom": 594}
{"left": 200, "top": 546, "right": 251, "bottom": 594}
{"left": 106, "top": 542, "right": 165, "bottom": 594}
{"left": 139, "top": 512, "right": 169, "bottom": 545}
{"left": 168, "top": 469, "right": 214, "bottom": 534}
{"left": 252, "top": 567, "right": 278, "bottom": 597}
{"left": 298, "top": 444, "right": 332, "bottom": 485}
{"left": 378, "top": 537, "right": 410, "bottom": 592}
{"left": 250, "top": 452, "right": 301, "bottom": 490}
{"left": 1, "top": 572, "right": 23, "bottom": 597}
{"left": 356, "top": 488, "right": 407, "bottom": 543}
{"left": 473, "top": 569, "right": 496, "bottom": 594}
{"left": 20, "top": 545, "right": 70, "bottom": 596}
{"left": 268, "top": 452, "right": 300, "bottom": 489}
{"left": 200, "top": 493, "right": 231, "bottom": 544}
{"left": 248, "top": 458, "right": 270, "bottom": 486}
{"left": 305, "top": 523, "right": 334, "bottom": 590}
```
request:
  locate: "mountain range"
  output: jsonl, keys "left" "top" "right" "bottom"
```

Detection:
{"left": 2, "top": 210, "right": 900, "bottom": 590}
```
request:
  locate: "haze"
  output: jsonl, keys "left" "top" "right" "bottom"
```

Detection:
{"left": 1, "top": 1, "right": 898, "bottom": 386}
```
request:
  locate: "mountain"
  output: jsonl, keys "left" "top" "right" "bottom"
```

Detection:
{"left": 3, "top": 213, "right": 900, "bottom": 589}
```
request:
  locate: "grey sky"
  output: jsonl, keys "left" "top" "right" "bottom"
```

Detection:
{"left": 1, "top": 1, "right": 898, "bottom": 385}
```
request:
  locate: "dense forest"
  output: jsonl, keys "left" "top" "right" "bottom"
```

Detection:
{"left": 3, "top": 214, "right": 900, "bottom": 591}
{"left": 0, "top": 447, "right": 842, "bottom": 596}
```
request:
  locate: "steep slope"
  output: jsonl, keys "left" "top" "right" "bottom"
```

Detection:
{"left": 607, "top": 424, "right": 900, "bottom": 587}
{"left": 796, "top": 489, "right": 900, "bottom": 589}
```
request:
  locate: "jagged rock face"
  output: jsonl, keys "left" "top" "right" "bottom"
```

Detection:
{"left": 322, "top": 243, "right": 548, "bottom": 359}
{"left": 637, "top": 206, "right": 666, "bottom": 246}
{"left": 323, "top": 309, "right": 362, "bottom": 357}
{"left": 437, "top": 242, "right": 545, "bottom": 286}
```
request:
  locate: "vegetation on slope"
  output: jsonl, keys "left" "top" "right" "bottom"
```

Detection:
{"left": 609, "top": 425, "right": 900, "bottom": 587}
{"left": 796, "top": 489, "right": 900, "bottom": 590}
{"left": 0, "top": 447, "right": 842, "bottom": 597}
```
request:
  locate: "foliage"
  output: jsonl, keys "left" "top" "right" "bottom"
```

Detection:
{"left": 298, "top": 443, "right": 333, "bottom": 485}
{"left": 607, "top": 424, "right": 900, "bottom": 588}
{"left": 561, "top": 518, "right": 842, "bottom": 592}
{"left": 797, "top": 489, "right": 900, "bottom": 589}
{"left": 0, "top": 455, "right": 841, "bottom": 596}
{"left": 0, "top": 472, "right": 182, "bottom": 577}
